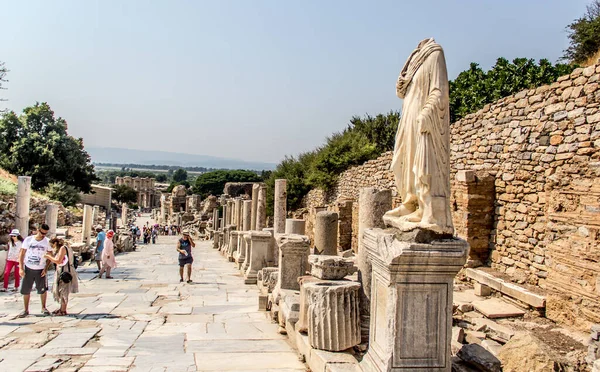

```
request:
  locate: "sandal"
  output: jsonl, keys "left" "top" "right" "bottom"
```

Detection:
{"left": 106, "top": 276, "right": 114, "bottom": 279}
{"left": 51, "top": 309, "right": 62, "bottom": 315}
{"left": 16, "top": 310, "right": 28, "bottom": 318}
{"left": 42, "top": 308, "right": 51, "bottom": 316}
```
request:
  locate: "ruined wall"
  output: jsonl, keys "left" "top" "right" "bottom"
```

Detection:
{"left": 296, "top": 63, "right": 600, "bottom": 326}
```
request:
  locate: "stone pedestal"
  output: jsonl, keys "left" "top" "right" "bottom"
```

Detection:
{"left": 228, "top": 231, "right": 240, "bottom": 261}
{"left": 213, "top": 232, "right": 220, "bottom": 249}
{"left": 285, "top": 219, "right": 305, "bottom": 235}
{"left": 315, "top": 211, "right": 338, "bottom": 255}
{"left": 45, "top": 204, "right": 59, "bottom": 238}
{"left": 274, "top": 234, "right": 310, "bottom": 296}
{"left": 358, "top": 188, "right": 392, "bottom": 343}
{"left": 82, "top": 205, "right": 93, "bottom": 245}
{"left": 244, "top": 231, "right": 271, "bottom": 284}
{"left": 235, "top": 232, "right": 248, "bottom": 270}
{"left": 242, "top": 200, "right": 252, "bottom": 231}
{"left": 242, "top": 233, "right": 252, "bottom": 272}
{"left": 361, "top": 228, "right": 469, "bottom": 372}
{"left": 262, "top": 228, "right": 277, "bottom": 266}
{"left": 256, "top": 184, "right": 267, "bottom": 230}
{"left": 16, "top": 176, "right": 31, "bottom": 236}
{"left": 305, "top": 281, "right": 361, "bottom": 352}
{"left": 274, "top": 179, "right": 287, "bottom": 234}
{"left": 251, "top": 184, "right": 259, "bottom": 231}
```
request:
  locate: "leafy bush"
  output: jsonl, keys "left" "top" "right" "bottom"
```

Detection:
{"left": 172, "top": 168, "right": 188, "bottom": 182}
{"left": 44, "top": 182, "right": 81, "bottom": 207}
{"left": 563, "top": 1, "right": 600, "bottom": 64}
{"left": 449, "top": 58, "right": 575, "bottom": 122}
{"left": 0, "top": 179, "right": 17, "bottom": 196}
{"left": 112, "top": 184, "right": 138, "bottom": 204}
{"left": 193, "top": 170, "right": 261, "bottom": 198}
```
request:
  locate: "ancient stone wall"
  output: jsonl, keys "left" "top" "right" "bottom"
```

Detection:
{"left": 296, "top": 63, "right": 600, "bottom": 326}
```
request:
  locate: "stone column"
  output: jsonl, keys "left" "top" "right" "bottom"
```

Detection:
{"left": 122, "top": 203, "right": 128, "bottom": 226}
{"left": 160, "top": 199, "right": 167, "bottom": 224}
{"left": 244, "top": 231, "right": 271, "bottom": 284}
{"left": 235, "top": 232, "right": 247, "bottom": 270}
{"left": 242, "top": 200, "right": 252, "bottom": 231}
{"left": 222, "top": 205, "right": 228, "bottom": 229}
{"left": 358, "top": 188, "right": 392, "bottom": 344}
{"left": 82, "top": 205, "right": 93, "bottom": 245}
{"left": 305, "top": 281, "right": 361, "bottom": 351}
{"left": 45, "top": 204, "right": 59, "bottom": 238}
{"left": 273, "top": 179, "right": 287, "bottom": 234}
{"left": 92, "top": 205, "right": 99, "bottom": 225}
{"left": 285, "top": 219, "right": 306, "bottom": 235}
{"left": 213, "top": 208, "right": 219, "bottom": 230}
{"left": 15, "top": 176, "right": 31, "bottom": 236}
{"left": 235, "top": 199, "right": 243, "bottom": 230}
{"left": 361, "top": 229, "right": 469, "bottom": 372}
{"left": 250, "top": 184, "right": 259, "bottom": 230}
{"left": 256, "top": 184, "right": 267, "bottom": 230}
{"left": 314, "top": 211, "right": 338, "bottom": 255}
{"left": 227, "top": 200, "right": 234, "bottom": 225}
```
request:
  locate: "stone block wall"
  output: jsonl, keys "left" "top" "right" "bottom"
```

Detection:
{"left": 296, "top": 62, "right": 600, "bottom": 326}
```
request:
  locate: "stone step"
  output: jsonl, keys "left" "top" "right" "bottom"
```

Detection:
{"left": 472, "top": 298, "right": 526, "bottom": 319}
{"left": 465, "top": 268, "right": 545, "bottom": 308}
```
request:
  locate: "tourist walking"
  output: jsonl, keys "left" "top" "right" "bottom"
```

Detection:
{"left": 177, "top": 231, "right": 195, "bottom": 283}
{"left": 98, "top": 230, "right": 117, "bottom": 279}
{"left": 2, "top": 229, "right": 23, "bottom": 292}
{"left": 17, "top": 223, "right": 53, "bottom": 318}
{"left": 94, "top": 226, "right": 105, "bottom": 273}
{"left": 152, "top": 227, "right": 158, "bottom": 244}
{"left": 44, "top": 237, "right": 78, "bottom": 316}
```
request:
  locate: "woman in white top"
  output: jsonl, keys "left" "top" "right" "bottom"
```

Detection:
{"left": 2, "top": 229, "right": 24, "bottom": 291}
{"left": 44, "top": 237, "right": 79, "bottom": 315}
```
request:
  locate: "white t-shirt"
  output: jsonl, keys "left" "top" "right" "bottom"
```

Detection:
{"left": 22, "top": 236, "right": 52, "bottom": 270}
{"left": 7, "top": 240, "right": 22, "bottom": 262}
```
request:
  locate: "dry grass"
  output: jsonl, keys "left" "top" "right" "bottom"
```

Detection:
{"left": 583, "top": 49, "right": 600, "bottom": 67}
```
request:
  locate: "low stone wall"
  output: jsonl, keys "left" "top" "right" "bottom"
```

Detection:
{"left": 296, "top": 62, "right": 600, "bottom": 327}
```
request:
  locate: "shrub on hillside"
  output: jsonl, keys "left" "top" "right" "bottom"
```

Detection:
{"left": 193, "top": 170, "right": 262, "bottom": 198}
{"left": 44, "top": 182, "right": 81, "bottom": 207}
{"left": 563, "top": 0, "right": 600, "bottom": 64}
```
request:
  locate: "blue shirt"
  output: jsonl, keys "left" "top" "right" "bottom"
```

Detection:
{"left": 96, "top": 231, "right": 106, "bottom": 252}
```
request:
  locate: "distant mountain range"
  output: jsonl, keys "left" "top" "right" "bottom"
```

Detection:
{"left": 87, "top": 147, "right": 276, "bottom": 171}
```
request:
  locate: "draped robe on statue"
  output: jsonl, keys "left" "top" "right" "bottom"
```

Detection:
{"left": 385, "top": 38, "right": 453, "bottom": 234}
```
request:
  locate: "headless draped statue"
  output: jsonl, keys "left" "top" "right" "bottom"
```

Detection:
{"left": 383, "top": 38, "right": 454, "bottom": 235}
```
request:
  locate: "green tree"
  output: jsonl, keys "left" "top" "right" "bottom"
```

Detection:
{"left": 449, "top": 58, "right": 575, "bottom": 122}
{"left": 156, "top": 174, "right": 168, "bottom": 182}
{"left": 193, "top": 170, "right": 261, "bottom": 198}
{"left": 172, "top": 168, "right": 188, "bottom": 182}
{"left": 44, "top": 182, "right": 81, "bottom": 207}
{"left": 112, "top": 184, "right": 138, "bottom": 204}
{"left": 0, "top": 103, "right": 98, "bottom": 192}
{"left": 563, "top": 1, "right": 600, "bottom": 64}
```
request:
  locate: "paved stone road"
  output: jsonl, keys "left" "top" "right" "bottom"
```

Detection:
{"left": 0, "top": 222, "right": 306, "bottom": 371}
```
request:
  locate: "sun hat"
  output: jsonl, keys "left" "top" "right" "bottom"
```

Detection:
{"left": 9, "top": 229, "right": 19, "bottom": 236}
{"left": 182, "top": 231, "right": 190, "bottom": 236}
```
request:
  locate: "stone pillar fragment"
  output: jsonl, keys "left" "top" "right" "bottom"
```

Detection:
{"left": 314, "top": 211, "right": 338, "bottom": 255}
{"left": 235, "top": 232, "right": 248, "bottom": 270}
{"left": 227, "top": 200, "right": 234, "bottom": 225}
{"left": 222, "top": 205, "right": 228, "bottom": 228}
{"left": 228, "top": 230, "right": 240, "bottom": 262}
{"left": 285, "top": 219, "right": 305, "bottom": 235}
{"left": 262, "top": 228, "right": 277, "bottom": 266}
{"left": 45, "top": 204, "right": 59, "bottom": 238}
{"left": 16, "top": 176, "right": 32, "bottom": 236}
{"left": 358, "top": 187, "right": 392, "bottom": 343}
{"left": 244, "top": 231, "right": 271, "bottom": 284}
{"left": 273, "top": 179, "right": 287, "bottom": 234}
{"left": 306, "top": 281, "right": 361, "bottom": 351}
{"left": 256, "top": 184, "right": 267, "bottom": 230}
{"left": 250, "top": 184, "right": 259, "bottom": 230}
{"left": 274, "top": 234, "right": 310, "bottom": 293}
{"left": 92, "top": 205, "right": 99, "bottom": 225}
{"left": 242, "top": 200, "right": 252, "bottom": 231}
{"left": 361, "top": 229, "right": 469, "bottom": 372}
{"left": 235, "top": 199, "right": 243, "bottom": 230}
{"left": 122, "top": 203, "right": 128, "bottom": 227}
{"left": 212, "top": 208, "right": 219, "bottom": 230}
{"left": 82, "top": 205, "right": 93, "bottom": 245}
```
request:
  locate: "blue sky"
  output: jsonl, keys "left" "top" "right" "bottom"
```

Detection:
{"left": 1, "top": 0, "right": 589, "bottom": 163}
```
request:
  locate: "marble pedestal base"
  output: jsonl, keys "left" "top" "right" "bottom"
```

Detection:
{"left": 361, "top": 228, "right": 469, "bottom": 372}
{"left": 244, "top": 231, "right": 271, "bottom": 284}
{"left": 228, "top": 231, "right": 240, "bottom": 262}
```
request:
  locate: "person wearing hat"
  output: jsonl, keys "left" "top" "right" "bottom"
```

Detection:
{"left": 98, "top": 230, "right": 117, "bottom": 279}
{"left": 2, "top": 229, "right": 24, "bottom": 292}
{"left": 94, "top": 225, "right": 106, "bottom": 273}
{"left": 177, "top": 231, "right": 195, "bottom": 283}
{"left": 18, "top": 223, "right": 53, "bottom": 317}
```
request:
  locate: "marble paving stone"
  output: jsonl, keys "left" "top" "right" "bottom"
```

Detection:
{"left": 193, "top": 352, "right": 305, "bottom": 370}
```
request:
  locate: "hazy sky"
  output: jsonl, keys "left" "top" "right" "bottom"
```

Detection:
{"left": 1, "top": 0, "right": 589, "bottom": 163}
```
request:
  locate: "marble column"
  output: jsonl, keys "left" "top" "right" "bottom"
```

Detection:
{"left": 242, "top": 200, "right": 252, "bottom": 231}
{"left": 213, "top": 208, "right": 219, "bottom": 230}
{"left": 235, "top": 232, "right": 247, "bottom": 270}
{"left": 244, "top": 231, "right": 271, "bottom": 284}
{"left": 122, "top": 203, "right": 128, "bottom": 227}
{"left": 222, "top": 205, "right": 228, "bottom": 229}
{"left": 273, "top": 179, "right": 287, "bottom": 234}
{"left": 256, "top": 184, "right": 267, "bottom": 230}
{"left": 15, "top": 176, "right": 31, "bottom": 236}
{"left": 45, "top": 204, "right": 58, "bottom": 238}
{"left": 250, "top": 184, "right": 259, "bottom": 230}
{"left": 92, "top": 205, "right": 99, "bottom": 225}
{"left": 235, "top": 199, "right": 243, "bottom": 230}
{"left": 227, "top": 200, "right": 234, "bottom": 226}
{"left": 358, "top": 188, "right": 392, "bottom": 343}
{"left": 82, "top": 205, "right": 93, "bottom": 245}
{"left": 285, "top": 219, "right": 305, "bottom": 235}
{"left": 361, "top": 229, "right": 469, "bottom": 372}
{"left": 314, "top": 211, "right": 338, "bottom": 255}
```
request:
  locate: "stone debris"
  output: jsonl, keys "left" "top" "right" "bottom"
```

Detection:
{"left": 308, "top": 255, "right": 357, "bottom": 280}
{"left": 456, "top": 344, "right": 502, "bottom": 372}
{"left": 498, "top": 333, "right": 569, "bottom": 372}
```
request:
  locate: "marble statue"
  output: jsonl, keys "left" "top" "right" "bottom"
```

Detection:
{"left": 384, "top": 38, "right": 454, "bottom": 235}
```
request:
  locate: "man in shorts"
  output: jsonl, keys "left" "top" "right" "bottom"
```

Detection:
{"left": 177, "top": 231, "right": 195, "bottom": 284}
{"left": 94, "top": 226, "right": 106, "bottom": 273}
{"left": 18, "top": 223, "right": 53, "bottom": 317}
